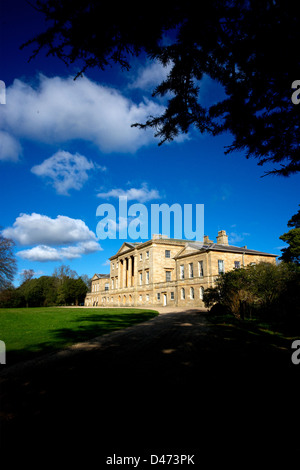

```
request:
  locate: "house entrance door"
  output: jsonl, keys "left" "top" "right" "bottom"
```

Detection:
{"left": 163, "top": 294, "right": 167, "bottom": 306}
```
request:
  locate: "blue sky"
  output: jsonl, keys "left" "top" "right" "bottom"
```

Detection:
{"left": 1, "top": 0, "right": 299, "bottom": 285}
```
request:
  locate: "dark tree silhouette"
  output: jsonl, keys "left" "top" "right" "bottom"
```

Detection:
{"left": 0, "top": 234, "right": 17, "bottom": 289}
{"left": 280, "top": 206, "right": 300, "bottom": 265}
{"left": 23, "top": 0, "right": 300, "bottom": 176}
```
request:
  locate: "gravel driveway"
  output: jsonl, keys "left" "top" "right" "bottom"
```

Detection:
{"left": 0, "top": 309, "right": 298, "bottom": 464}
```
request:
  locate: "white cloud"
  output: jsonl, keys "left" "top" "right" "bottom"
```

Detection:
{"left": 31, "top": 150, "right": 98, "bottom": 195}
{"left": 228, "top": 232, "right": 250, "bottom": 244}
{"left": 0, "top": 75, "right": 165, "bottom": 156}
{"left": 97, "top": 182, "right": 161, "bottom": 203}
{"left": 18, "top": 245, "right": 63, "bottom": 262}
{"left": 17, "top": 240, "right": 102, "bottom": 262}
{"left": 129, "top": 61, "right": 172, "bottom": 91}
{"left": 0, "top": 130, "right": 21, "bottom": 161}
{"left": 60, "top": 240, "right": 102, "bottom": 258}
{"left": 3, "top": 213, "right": 97, "bottom": 246}
{"left": 3, "top": 213, "right": 102, "bottom": 262}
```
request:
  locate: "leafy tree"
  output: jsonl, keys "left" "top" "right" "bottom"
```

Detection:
{"left": 203, "top": 262, "right": 300, "bottom": 321}
{"left": 245, "top": 262, "right": 285, "bottom": 310}
{"left": 277, "top": 263, "right": 300, "bottom": 319}
{"left": 75, "top": 278, "right": 89, "bottom": 305}
{"left": 1, "top": 268, "right": 89, "bottom": 308}
{"left": 280, "top": 206, "right": 300, "bottom": 265}
{"left": 57, "top": 277, "right": 75, "bottom": 305}
{"left": 53, "top": 265, "right": 81, "bottom": 305}
{"left": 19, "top": 277, "right": 44, "bottom": 307}
{"left": 37, "top": 275, "right": 59, "bottom": 306}
{"left": 0, "top": 287, "right": 25, "bottom": 308}
{"left": 18, "top": 275, "right": 58, "bottom": 307}
{"left": 0, "top": 233, "right": 17, "bottom": 290}
{"left": 24, "top": 0, "right": 300, "bottom": 176}
{"left": 57, "top": 276, "right": 87, "bottom": 305}
{"left": 81, "top": 274, "right": 92, "bottom": 292}
{"left": 203, "top": 266, "right": 256, "bottom": 318}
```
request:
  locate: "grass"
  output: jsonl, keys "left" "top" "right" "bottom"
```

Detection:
{"left": 208, "top": 310, "right": 300, "bottom": 343}
{"left": 0, "top": 307, "right": 158, "bottom": 366}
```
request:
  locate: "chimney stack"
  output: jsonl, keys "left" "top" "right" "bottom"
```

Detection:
{"left": 203, "top": 235, "right": 213, "bottom": 244}
{"left": 216, "top": 230, "right": 229, "bottom": 245}
{"left": 152, "top": 234, "right": 168, "bottom": 240}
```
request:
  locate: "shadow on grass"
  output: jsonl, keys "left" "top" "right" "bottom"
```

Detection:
{"left": 200, "top": 310, "right": 300, "bottom": 380}
{"left": 53, "top": 312, "right": 157, "bottom": 343}
{"left": 6, "top": 310, "right": 158, "bottom": 366}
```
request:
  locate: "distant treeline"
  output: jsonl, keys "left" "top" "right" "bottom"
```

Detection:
{"left": 0, "top": 265, "right": 89, "bottom": 308}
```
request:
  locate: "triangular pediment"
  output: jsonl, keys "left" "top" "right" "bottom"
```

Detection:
{"left": 174, "top": 243, "right": 204, "bottom": 259}
{"left": 115, "top": 242, "right": 135, "bottom": 256}
{"left": 91, "top": 273, "right": 100, "bottom": 281}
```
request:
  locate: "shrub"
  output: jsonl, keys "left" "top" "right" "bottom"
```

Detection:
{"left": 204, "top": 262, "right": 300, "bottom": 323}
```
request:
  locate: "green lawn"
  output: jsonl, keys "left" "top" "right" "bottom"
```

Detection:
{"left": 0, "top": 307, "right": 158, "bottom": 365}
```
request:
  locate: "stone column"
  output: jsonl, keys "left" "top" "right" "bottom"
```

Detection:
{"left": 131, "top": 255, "right": 135, "bottom": 287}
{"left": 128, "top": 256, "right": 132, "bottom": 287}
{"left": 133, "top": 255, "right": 138, "bottom": 306}
{"left": 118, "top": 259, "right": 122, "bottom": 289}
{"left": 123, "top": 258, "right": 126, "bottom": 288}
{"left": 133, "top": 255, "right": 138, "bottom": 287}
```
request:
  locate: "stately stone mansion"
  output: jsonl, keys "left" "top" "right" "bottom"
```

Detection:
{"left": 84, "top": 230, "right": 277, "bottom": 308}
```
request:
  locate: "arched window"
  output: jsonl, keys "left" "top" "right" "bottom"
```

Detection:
{"left": 200, "top": 286, "right": 204, "bottom": 300}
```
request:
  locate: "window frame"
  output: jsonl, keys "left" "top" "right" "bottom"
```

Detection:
{"left": 190, "top": 287, "right": 194, "bottom": 299}
{"left": 198, "top": 260, "right": 204, "bottom": 277}
{"left": 218, "top": 259, "right": 225, "bottom": 274}
{"left": 200, "top": 286, "right": 204, "bottom": 300}
{"left": 180, "top": 264, "right": 185, "bottom": 280}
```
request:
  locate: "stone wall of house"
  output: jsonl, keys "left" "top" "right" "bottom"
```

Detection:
{"left": 85, "top": 233, "right": 277, "bottom": 308}
{"left": 85, "top": 276, "right": 109, "bottom": 306}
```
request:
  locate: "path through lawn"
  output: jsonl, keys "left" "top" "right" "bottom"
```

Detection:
{"left": 1, "top": 309, "right": 299, "bottom": 462}
{"left": 0, "top": 307, "right": 158, "bottom": 365}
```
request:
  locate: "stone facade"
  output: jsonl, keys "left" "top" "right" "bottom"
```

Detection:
{"left": 85, "top": 231, "right": 277, "bottom": 308}
{"left": 85, "top": 273, "right": 110, "bottom": 306}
